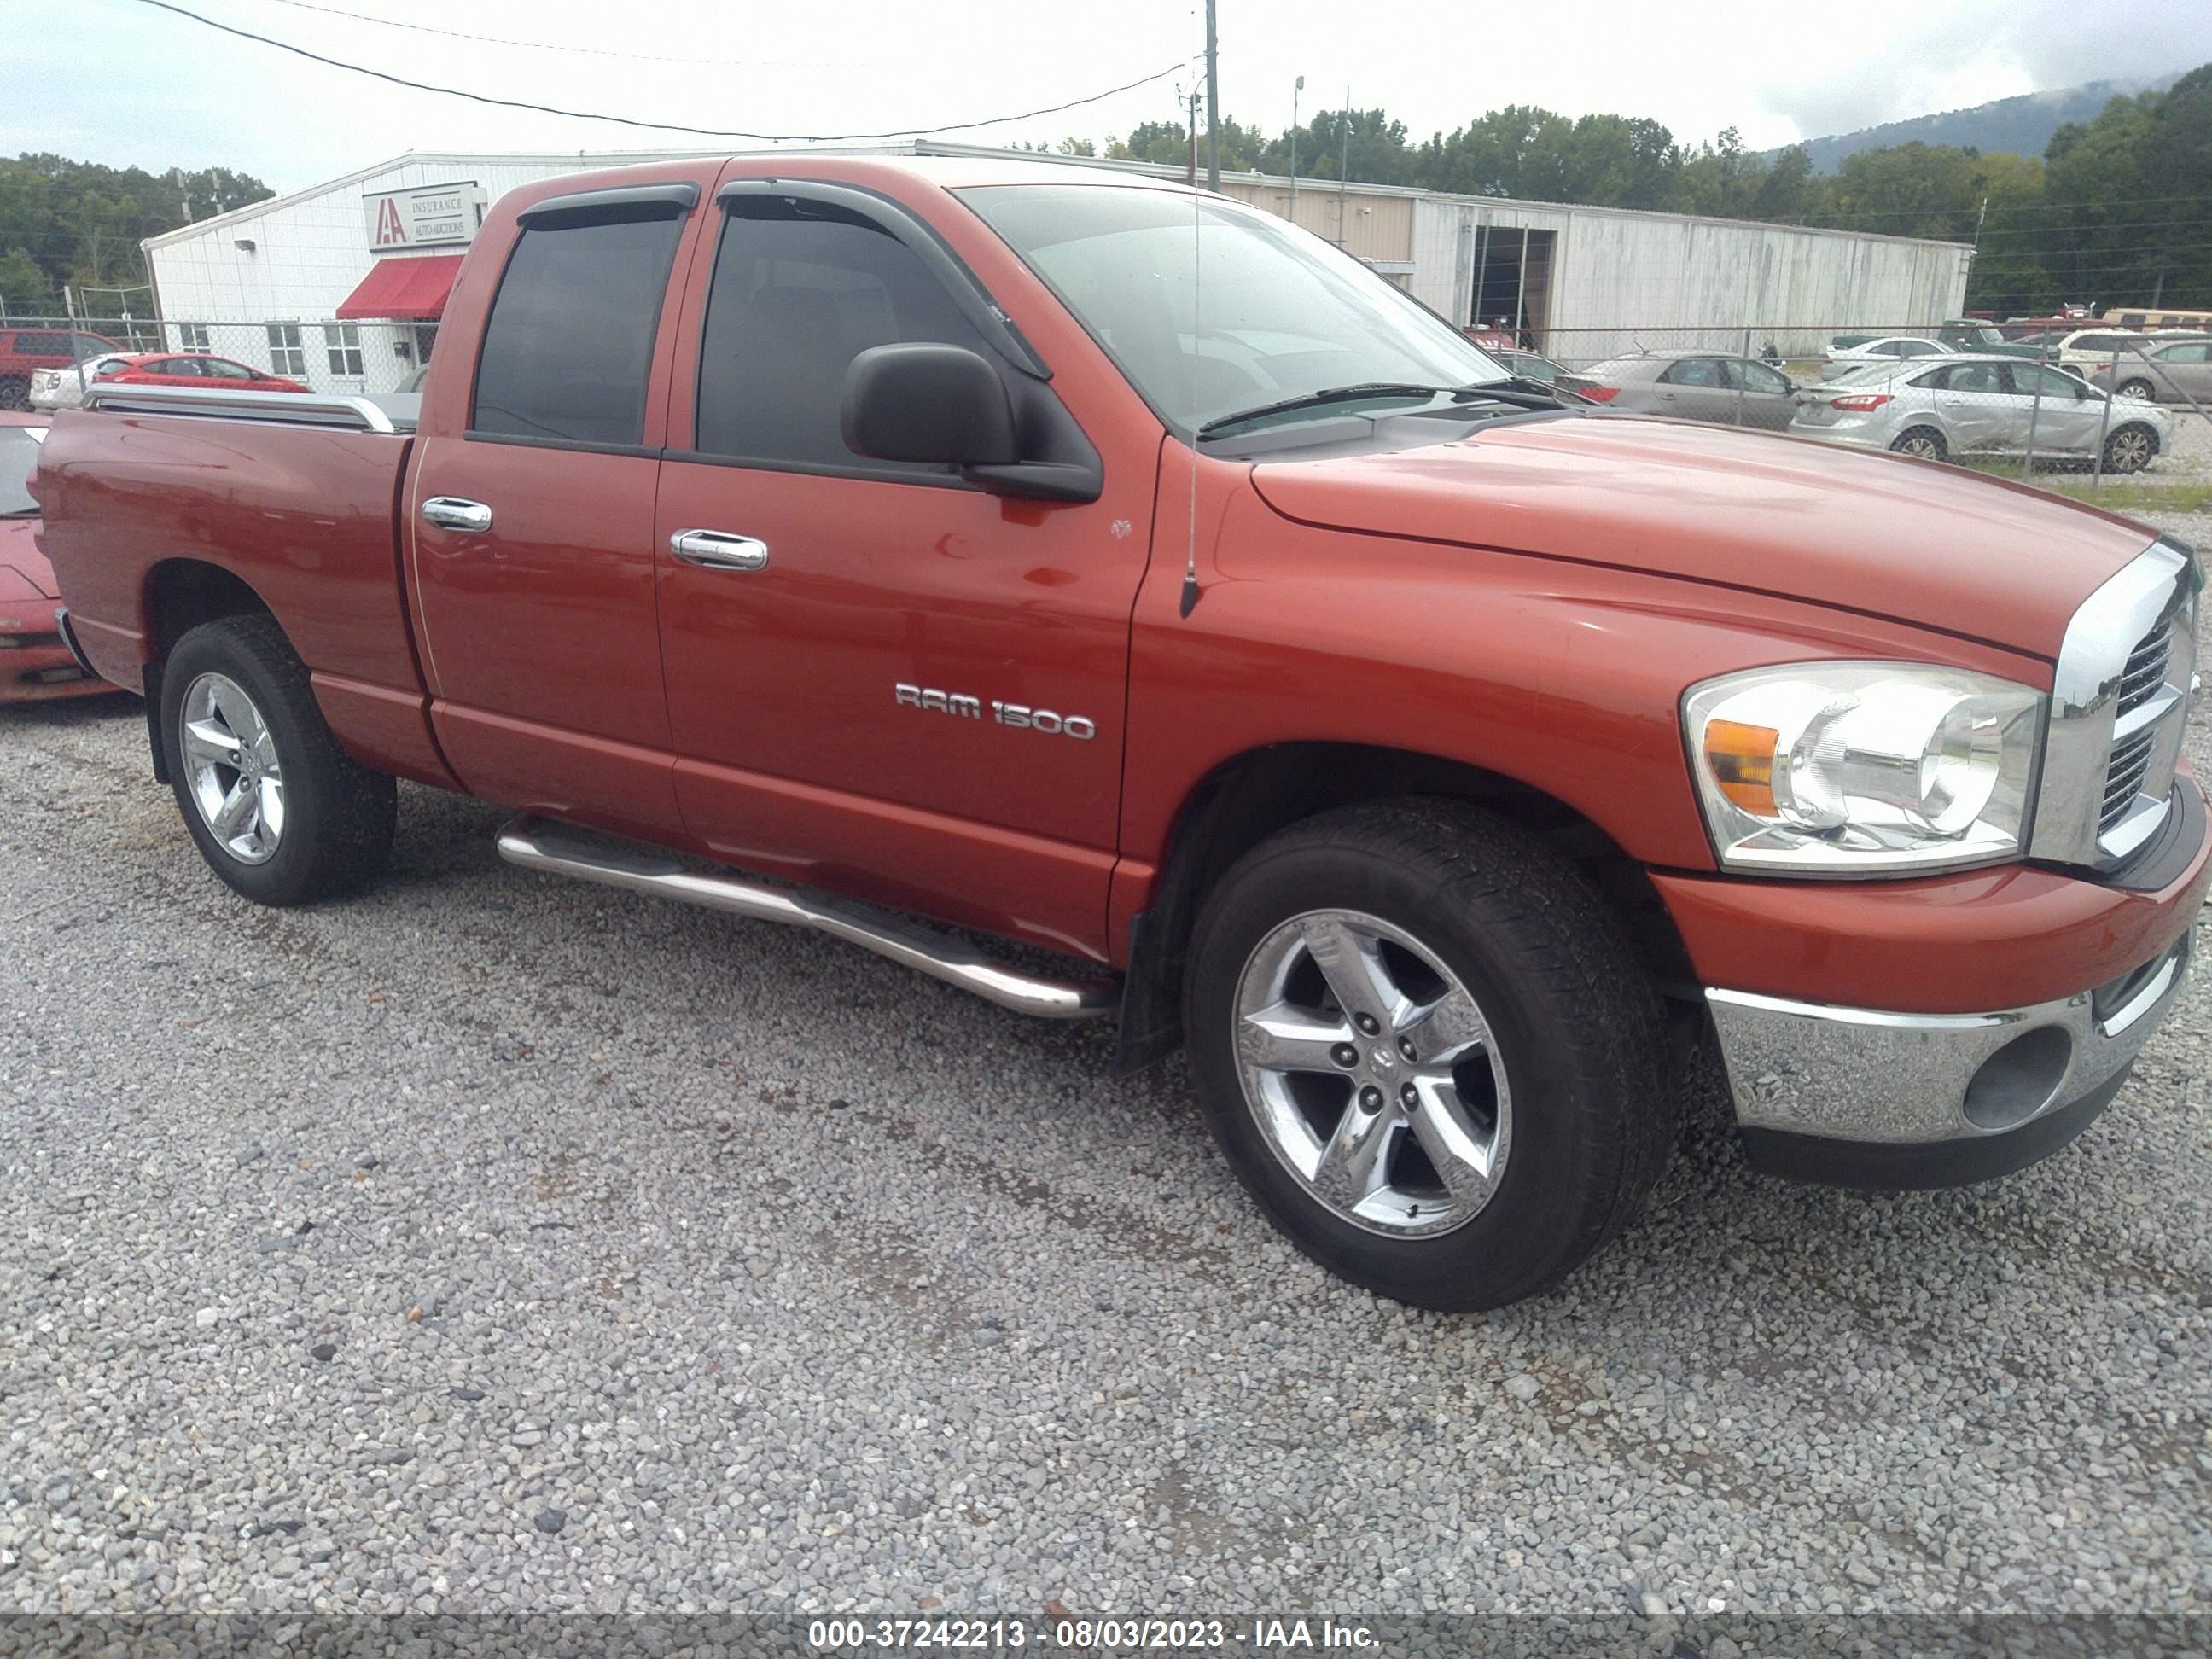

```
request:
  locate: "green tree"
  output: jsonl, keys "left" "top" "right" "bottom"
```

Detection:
{"left": 0, "top": 152, "right": 274, "bottom": 317}
{"left": 1259, "top": 108, "right": 1417, "bottom": 186}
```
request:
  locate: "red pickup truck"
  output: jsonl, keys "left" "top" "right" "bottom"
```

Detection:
{"left": 34, "top": 157, "right": 2209, "bottom": 1309}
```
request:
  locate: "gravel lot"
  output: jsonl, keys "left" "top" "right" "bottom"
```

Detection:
{"left": 4, "top": 643, "right": 2211, "bottom": 1620}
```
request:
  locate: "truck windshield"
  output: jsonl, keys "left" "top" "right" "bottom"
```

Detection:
{"left": 960, "top": 183, "right": 1509, "bottom": 436}
{"left": 0, "top": 427, "right": 42, "bottom": 517}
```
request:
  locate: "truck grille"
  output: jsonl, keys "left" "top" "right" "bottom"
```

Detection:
{"left": 2101, "top": 729, "right": 2158, "bottom": 832}
{"left": 2031, "top": 541, "right": 2198, "bottom": 870}
{"left": 2116, "top": 620, "right": 2171, "bottom": 717}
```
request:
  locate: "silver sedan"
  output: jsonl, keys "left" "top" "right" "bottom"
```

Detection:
{"left": 1787, "top": 355, "right": 2172, "bottom": 472}
{"left": 1557, "top": 349, "right": 1800, "bottom": 429}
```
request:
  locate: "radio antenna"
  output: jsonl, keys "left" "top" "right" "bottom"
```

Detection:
{"left": 1179, "top": 168, "right": 1203, "bottom": 618}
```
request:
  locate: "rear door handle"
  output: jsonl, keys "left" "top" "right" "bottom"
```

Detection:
{"left": 422, "top": 497, "right": 493, "bottom": 533}
{"left": 670, "top": 529, "right": 770, "bottom": 572}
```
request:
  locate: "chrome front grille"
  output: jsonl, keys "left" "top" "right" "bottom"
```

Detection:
{"left": 2116, "top": 620, "right": 2171, "bottom": 716}
{"left": 2031, "top": 540, "right": 2200, "bottom": 870}
{"left": 2100, "top": 729, "right": 2157, "bottom": 832}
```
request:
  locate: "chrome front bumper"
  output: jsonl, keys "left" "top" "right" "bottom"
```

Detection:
{"left": 1708, "top": 926, "right": 2192, "bottom": 1181}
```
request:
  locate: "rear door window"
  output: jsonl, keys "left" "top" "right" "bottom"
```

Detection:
{"left": 471, "top": 211, "right": 687, "bottom": 448}
{"left": 1659, "top": 358, "right": 1722, "bottom": 387}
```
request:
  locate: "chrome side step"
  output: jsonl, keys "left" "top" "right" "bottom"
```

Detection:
{"left": 494, "top": 815, "right": 1119, "bottom": 1021}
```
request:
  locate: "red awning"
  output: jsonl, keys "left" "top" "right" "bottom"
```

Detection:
{"left": 334, "top": 254, "right": 466, "bottom": 322}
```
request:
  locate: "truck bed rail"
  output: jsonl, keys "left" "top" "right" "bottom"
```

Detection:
{"left": 81, "top": 381, "right": 412, "bottom": 434}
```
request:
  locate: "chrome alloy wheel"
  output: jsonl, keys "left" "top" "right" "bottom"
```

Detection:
{"left": 1231, "top": 909, "right": 1511, "bottom": 1238}
{"left": 2105, "top": 426, "right": 2154, "bottom": 473}
{"left": 181, "top": 672, "right": 285, "bottom": 864}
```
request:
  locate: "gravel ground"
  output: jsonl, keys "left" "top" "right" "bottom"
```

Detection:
{"left": 3, "top": 669, "right": 2210, "bottom": 1621}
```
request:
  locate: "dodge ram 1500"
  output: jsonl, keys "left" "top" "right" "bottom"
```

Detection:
{"left": 36, "top": 156, "right": 2209, "bottom": 1309}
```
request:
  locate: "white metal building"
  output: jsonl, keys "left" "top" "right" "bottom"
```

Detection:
{"left": 140, "top": 143, "right": 1972, "bottom": 393}
{"left": 141, "top": 148, "right": 721, "bottom": 394}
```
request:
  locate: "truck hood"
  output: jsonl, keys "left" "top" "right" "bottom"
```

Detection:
{"left": 1247, "top": 415, "right": 2159, "bottom": 660}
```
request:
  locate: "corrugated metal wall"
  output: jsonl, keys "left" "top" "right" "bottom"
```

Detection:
{"left": 1412, "top": 198, "right": 1972, "bottom": 355}
{"left": 1225, "top": 181, "right": 1417, "bottom": 269}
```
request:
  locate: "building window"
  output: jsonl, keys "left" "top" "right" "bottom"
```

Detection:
{"left": 178, "top": 323, "right": 211, "bottom": 353}
{"left": 266, "top": 323, "right": 306, "bottom": 378}
{"left": 323, "top": 322, "right": 364, "bottom": 378}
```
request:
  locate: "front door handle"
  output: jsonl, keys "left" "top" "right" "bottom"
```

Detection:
{"left": 422, "top": 497, "right": 493, "bottom": 533}
{"left": 669, "top": 529, "right": 770, "bottom": 572}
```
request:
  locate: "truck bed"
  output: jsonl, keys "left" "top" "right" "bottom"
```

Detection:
{"left": 35, "top": 386, "right": 453, "bottom": 785}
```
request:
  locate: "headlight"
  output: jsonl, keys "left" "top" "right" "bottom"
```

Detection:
{"left": 1684, "top": 662, "right": 2044, "bottom": 875}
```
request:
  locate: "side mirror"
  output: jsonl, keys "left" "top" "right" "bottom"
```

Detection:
{"left": 841, "top": 343, "right": 1018, "bottom": 469}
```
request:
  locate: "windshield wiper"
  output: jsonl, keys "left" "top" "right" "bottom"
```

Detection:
{"left": 1196, "top": 382, "right": 1466, "bottom": 439}
{"left": 0, "top": 507, "right": 38, "bottom": 519}
{"left": 1461, "top": 375, "right": 1579, "bottom": 408}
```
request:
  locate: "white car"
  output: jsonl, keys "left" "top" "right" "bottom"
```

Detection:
{"left": 1789, "top": 355, "right": 2172, "bottom": 472}
{"left": 1818, "top": 336, "right": 1956, "bottom": 381}
{"left": 2010, "top": 327, "right": 2157, "bottom": 373}
{"left": 27, "top": 352, "right": 139, "bottom": 412}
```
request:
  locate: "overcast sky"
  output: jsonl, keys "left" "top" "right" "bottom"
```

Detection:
{"left": 26, "top": 0, "right": 2212, "bottom": 191}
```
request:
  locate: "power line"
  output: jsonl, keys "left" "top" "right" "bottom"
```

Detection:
{"left": 122, "top": 0, "right": 1192, "bottom": 144}
{"left": 254, "top": 0, "right": 848, "bottom": 70}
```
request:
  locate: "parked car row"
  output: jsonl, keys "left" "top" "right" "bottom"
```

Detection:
{"left": 1788, "top": 356, "right": 2171, "bottom": 472}
{"left": 0, "top": 328, "right": 124, "bottom": 410}
{"left": 1546, "top": 343, "right": 2182, "bottom": 471}
{"left": 29, "top": 352, "right": 309, "bottom": 410}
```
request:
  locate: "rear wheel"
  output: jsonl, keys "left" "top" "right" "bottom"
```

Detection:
{"left": 160, "top": 614, "right": 395, "bottom": 905}
{"left": 1183, "top": 800, "right": 1677, "bottom": 1311}
{"left": 1889, "top": 426, "right": 1947, "bottom": 462}
{"left": 2103, "top": 423, "right": 2157, "bottom": 474}
{"left": 0, "top": 375, "right": 27, "bottom": 411}
{"left": 2116, "top": 378, "right": 2154, "bottom": 402}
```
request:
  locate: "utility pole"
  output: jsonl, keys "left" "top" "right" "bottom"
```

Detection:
{"left": 1336, "top": 86, "right": 1351, "bottom": 247}
{"left": 1289, "top": 75, "right": 1303, "bottom": 221}
{"left": 1186, "top": 90, "right": 1199, "bottom": 187}
{"left": 1203, "top": 0, "right": 1220, "bottom": 191}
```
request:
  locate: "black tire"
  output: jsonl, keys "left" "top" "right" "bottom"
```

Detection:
{"left": 0, "top": 375, "right": 27, "bottom": 412}
{"left": 2103, "top": 422, "right": 2158, "bottom": 475}
{"left": 1889, "top": 426, "right": 1947, "bottom": 462}
{"left": 160, "top": 614, "right": 396, "bottom": 905}
{"left": 2116, "top": 379, "right": 2155, "bottom": 402}
{"left": 1183, "top": 799, "right": 1676, "bottom": 1311}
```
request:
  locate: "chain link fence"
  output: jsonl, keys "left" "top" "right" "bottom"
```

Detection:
{"left": 4, "top": 314, "right": 439, "bottom": 411}
{"left": 1480, "top": 322, "right": 2211, "bottom": 490}
{"left": 9, "top": 303, "right": 2209, "bottom": 497}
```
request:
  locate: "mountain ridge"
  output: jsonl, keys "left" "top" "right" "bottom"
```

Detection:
{"left": 1781, "top": 73, "right": 2185, "bottom": 171}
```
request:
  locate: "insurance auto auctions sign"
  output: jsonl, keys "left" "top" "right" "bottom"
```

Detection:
{"left": 364, "top": 182, "right": 489, "bottom": 253}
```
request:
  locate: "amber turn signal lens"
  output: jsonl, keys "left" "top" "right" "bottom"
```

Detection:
{"left": 1703, "top": 718, "right": 1780, "bottom": 815}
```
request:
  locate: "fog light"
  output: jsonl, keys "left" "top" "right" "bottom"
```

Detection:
{"left": 1962, "top": 1026, "right": 2073, "bottom": 1132}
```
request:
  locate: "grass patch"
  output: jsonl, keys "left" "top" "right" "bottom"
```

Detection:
{"left": 1948, "top": 462, "right": 2212, "bottom": 515}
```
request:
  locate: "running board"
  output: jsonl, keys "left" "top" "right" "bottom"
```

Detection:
{"left": 494, "top": 815, "right": 1119, "bottom": 1021}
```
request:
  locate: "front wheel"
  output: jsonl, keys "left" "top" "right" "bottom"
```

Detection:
{"left": 0, "top": 375, "right": 27, "bottom": 411}
{"left": 1182, "top": 800, "right": 1677, "bottom": 1310}
{"left": 160, "top": 614, "right": 396, "bottom": 905}
{"left": 1889, "top": 426, "right": 1947, "bottom": 462}
{"left": 2103, "top": 423, "right": 2157, "bottom": 474}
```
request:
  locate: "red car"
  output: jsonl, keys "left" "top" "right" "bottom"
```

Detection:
{"left": 0, "top": 414, "right": 108, "bottom": 701}
{"left": 0, "top": 327, "right": 123, "bottom": 410}
{"left": 101, "top": 354, "right": 310, "bottom": 393}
